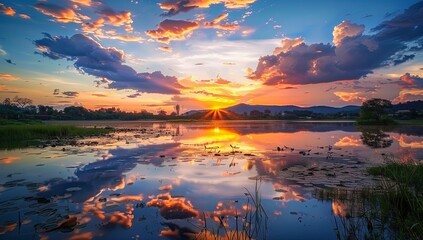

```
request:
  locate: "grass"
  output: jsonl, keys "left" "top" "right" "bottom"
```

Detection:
{"left": 196, "top": 179, "right": 268, "bottom": 240}
{"left": 0, "top": 118, "right": 43, "bottom": 125}
{"left": 367, "top": 162, "right": 423, "bottom": 239}
{"left": 0, "top": 124, "right": 112, "bottom": 149}
{"left": 314, "top": 161, "right": 423, "bottom": 240}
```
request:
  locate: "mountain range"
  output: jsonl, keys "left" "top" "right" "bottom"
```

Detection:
{"left": 183, "top": 100, "right": 423, "bottom": 116}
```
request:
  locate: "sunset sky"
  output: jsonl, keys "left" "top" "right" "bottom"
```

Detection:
{"left": 0, "top": 0, "right": 422, "bottom": 113}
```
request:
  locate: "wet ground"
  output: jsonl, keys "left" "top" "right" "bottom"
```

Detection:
{"left": 0, "top": 120, "right": 422, "bottom": 239}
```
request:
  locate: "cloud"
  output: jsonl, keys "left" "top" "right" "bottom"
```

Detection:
{"left": 146, "top": 19, "right": 199, "bottom": 43}
{"left": 332, "top": 20, "right": 364, "bottom": 46}
{"left": 62, "top": 91, "right": 79, "bottom": 97}
{"left": 70, "top": 0, "right": 93, "bottom": 7}
{"left": 80, "top": 8, "right": 141, "bottom": 42}
{"left": 0, "top": 3, "right": 16, "bottom": 16}
{"left": 334, "top": 91, "right": 366, "bottom": 103}
{"left": 126, "top": 93, "right": 142, "bottom": 98}
{"left": 159, "top": 45, "right": 173, "bottom": 52}
{"left": 19, "top": 14, "right": 31, "bottom": 19}
{"left": 273, "top": 37, "right": 304, "bottom": 55}
{"left": 159, "top": 0, "right": 256, "bottom": 16}
{"left": 393, "top": 89, "right": 423, "bottom": 103}
{"left": 215, "top": 76, "right": 230, "bottom": 84}
{"left": 204, "top": 13, "right": 239, "bottom": 31}
{"left": 92, "top": 93, "right": 107, "bottom": 97}
{"left": 249, "top": 2, "right": 423, "bottom": 85}
{"left": 34, "top": 3, "right": 90, "bottom": 23}
{"left": 53, "top": 89, "right": 60, "bottom": 95}
{"left": 0, "top": 48, "right": 6, "bottom": 55}
{"left": 399, "top": 73, "right": 423, "bottom": 89}
{"left": 4, "top": 59, "right": 16, "bottom": 65}
{"left": 34, "top": 33, "right": 182, "bottom": 94}
{"left": 98, "top": 8, "right": 133, "bottom": 29}
{"left": 0, "top": 73, "right": 19, "bottom": 81}
{"left": 147, "top": 193, "right": 199, "bottom": 220}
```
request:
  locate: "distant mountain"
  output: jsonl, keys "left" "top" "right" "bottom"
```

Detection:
{"left": 225, "top": 103, "right": 361, "bottom": 115}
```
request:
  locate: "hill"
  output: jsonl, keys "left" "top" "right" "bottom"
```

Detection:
{"left": 225, "top": 103, "right": 361, "bottom": 115}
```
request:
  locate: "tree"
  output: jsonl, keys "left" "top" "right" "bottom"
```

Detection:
{"left": 13, "top": 96, "right": 33, "bottom": 109}
{"left": 358, "top": 98, "right": 394, "bottom": 124}
{"left": 157, "top": 110, "right": 167, "bottom": 116}
{"left": 3, "top": 98, "right": 11, "bottom": 105}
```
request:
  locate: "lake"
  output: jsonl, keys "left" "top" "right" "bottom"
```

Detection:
{"left": 0, "top": 120, "right": 422, "bottom": 239}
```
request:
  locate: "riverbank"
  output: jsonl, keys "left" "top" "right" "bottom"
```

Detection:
{"left": 0, "top": 119, "right": 113, "bottom": 149}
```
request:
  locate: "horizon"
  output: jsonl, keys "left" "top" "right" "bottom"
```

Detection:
{"left": 0, "top": 0, "right": 422, "bottom": 113}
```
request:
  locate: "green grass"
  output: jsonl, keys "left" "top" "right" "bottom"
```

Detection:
{"left": 367, "top": 162, "right": 423, "bottom": 239}
{"left": 0, "top": 124, "right": 112, "bottom": 149}
{"left": 0, "top": 118, "right": 43, "bottom": 125}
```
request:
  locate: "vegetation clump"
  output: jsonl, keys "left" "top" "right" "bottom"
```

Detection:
{"left": 367, "top": 161, "right": 423, "bottom": 239}
{"left": 0, "top": 120, "right": 112, "bottom": 149}
{"left": 357, "top": 98, "right": 396, "bottom": 125}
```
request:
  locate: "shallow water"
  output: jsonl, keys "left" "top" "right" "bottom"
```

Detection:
{"left": 0, "top": 121, "right": 422, "bottom": 239}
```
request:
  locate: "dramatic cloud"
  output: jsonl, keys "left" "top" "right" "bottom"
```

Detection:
{"left": 34, "top": 3, "right": 89, "bottom": 23}
{"left": 0, "top": 73, "right": 19, "bottom": 81}
{"left": 249, "top": 1, "right": 423, "bottom": 85}
{"left": 0, "top": 3, "right": 16, "bottom": 16}
{"left": 394, "top": 89, "right": 423, "bottom": 103}
{"left": 273, "top": 37, "right": 304, "bottom": 55}
{"left": 146, "top": 19, "right": 199, "bottom": 43}
{"left": 332, "top": 20, "right": 364, "bottom": 46}
{"left": 399, "top": 73, "right": 423, "bottom": 89}
{"left": 34, "top": 33, "right": 182, "bottom": 94}
{"left": 159, "top": 0, "right": 256, "bottom": 16}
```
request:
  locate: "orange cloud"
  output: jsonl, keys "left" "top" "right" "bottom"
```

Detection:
{"left": 334, "top": 136, "right": 362, "bottom": 147}
{"left": 159, "top": 0, "right": 256, "bottom": 16}
{"left": 0, "top": 73, "right": 20, "bottom": 81}
{"left": 146, "top": 19, "right": 199, "bottom": 43}
{"left": 393, "top": 89, "right": 423, "bottom": 103}
{"left": 273, "top": 37, "right": 304, "bottom": 55}
{"left": 334, "top": 91, "right": 366, "bottom": 102}
{"left": 332, "top": 20, "right": 364, "bottom": 46}
{"left": 204, "top": 13, "right": 239, "bottom": 31}
{"left": 147, "top": 193, "right": 199, "bottom": 219}
{"left": 0, "top": 156, "right": 21, "bottom": 164}
{"left": 34, "top": 3, "right": 89, "bottom": 23}
{"left": 159, "top": 45, "right": 173, "bottom": 52}
{"left": 70, "top": 0, "right": 93, "bottom": 7}
{"left": 0, "top": 3, "right": 16, "bottom": 16}
{"left": 99, "top": 9, "right": 133, "bottom": 29}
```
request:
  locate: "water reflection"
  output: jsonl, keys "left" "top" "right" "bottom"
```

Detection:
{"left": 359, "top": 127, "right": 393, "bottom": 149}
{"left": 0, "top": 121, "right": 422, "bottom": 239}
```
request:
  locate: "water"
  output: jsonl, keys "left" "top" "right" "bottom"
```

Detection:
{"left": 0, "top": 120, "right": 422, "bottom": 239}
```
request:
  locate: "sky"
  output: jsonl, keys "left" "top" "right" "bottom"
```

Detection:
{"left": 0, "top": 0, "right": 422, "bottom": 113}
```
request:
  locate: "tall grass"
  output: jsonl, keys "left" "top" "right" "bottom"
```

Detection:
{"left": 196, "top": 179, "right": 268, "bottom": 240}
{"left": 367, "top": 162, "right": 423, "bottom": 239}
{"left": 0, "top": 125, "right": 111, "bottom": 149}
{"left": 315, "top": 160, "right": 423, "bottom": 240}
